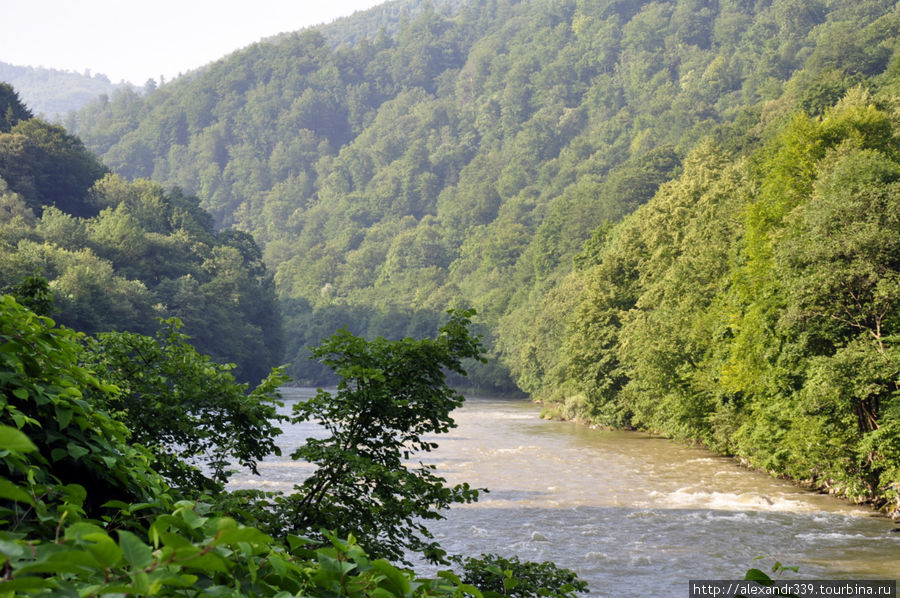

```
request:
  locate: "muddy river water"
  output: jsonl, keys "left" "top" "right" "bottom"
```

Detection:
{"left": 229, "top": 390, "right": 899, "bottom": 596}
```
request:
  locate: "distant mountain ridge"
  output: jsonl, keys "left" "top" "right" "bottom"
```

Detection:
{"left": 0, "top": 62, "right": 132, "bottom": 120}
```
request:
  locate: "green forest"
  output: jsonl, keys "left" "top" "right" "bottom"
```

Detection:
{"left": 2, "top": 0, "right": 900, "bottom": 591}
{"left": 0, "top": 83, "right": 283, "bottom": 383}
{"left": 58, "top": 0, "right": 900, "bottom": 514}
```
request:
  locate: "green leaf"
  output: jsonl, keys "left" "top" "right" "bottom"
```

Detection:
{"left": 0, "top": 426, "right": 37, "bottom": 453}
{"left": 130, "top": 571, "right": 151, "bottom": 594}
{"left": 318, "top": 552, "right": 356, "bottom": 576}
{"left": 86, "top": 534, "right": 123, "bottom": 568}
{"left": 287, "top": 535, "right": 312, "bottom": 552}
{"left": 55, "top": 407, "right": 74, "bottom": 430}
{"left": 66, "top": 442, "right": 90, "bottom": 460}
{"left": 459, "top": 583, "right": 486, "bottom": 598}
{"left": 745, "top": 568, "right": 773, "bottom": 585}
{"left": 0, "top": 539, "right": 25, "bottom": 560}
{"left": 371, "top": 559, "right": 411, "bottom": 594}
{"left": 118, "top": 530, "right": 153, "bottom": 569}
{"left": 215, "top": 526, "right": 271, "bottom": 546}
{"left": 177, "top": 506, "right": 204, "bottom": 529}
{"left": 10, "top": 411, "right": 27, "bottom": 429}
{"left": 0, "top": 479, "right": 35, "bottom": 505}
{"left": 99, "top": 582, "right": 137, "bottom": 594}
{"left": 158, "top": 532, "right": 193, "bottom": 550}
{"left": 45, "top": 548, "right": 107, "bottom": 569}
{"left": 181, "top": 551, "right": 231, "bottom": 574}
{"left": 16, "top": 560, "right": 96, "bottom": 576}
{"left": 147, "top": 571, "right": 198, "bottom": 588}
{"left": 0, "top": 577, "right": 56, "bottom": 592}
{"left": 65, "top": 522, "right": 106, "bottom": 541}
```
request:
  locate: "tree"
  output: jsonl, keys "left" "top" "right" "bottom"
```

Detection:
{"left": 774, "top": 145, "right": 900, "bottom": 503}
{"left": 0, "top": 294, "right": 169, "bottom": 523}
{"left": 6, "top": 119, "right": 108, "bottom": 217}
{"left": 777, "top": 147, "right": 900, "bottom": 367}
{"left": 0, "top": 82, "right": 32, "bottom": 133}
{"left": 0, "top": 176, "right": 34, "bottom": 226}
{"left": 83, "top": 319, "right": 288, "bottom": 494}
{"left": 1, "top": 274, "right": 54, "bottom": 316}
{"left": 452, "top": 553, "right": 589, "bottom": 598}
{"left": 275, "top": 309, "right": 485, "bottom": 564}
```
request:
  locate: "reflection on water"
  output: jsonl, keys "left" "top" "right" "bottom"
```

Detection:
{"left": 229, "top": 391, "right": 900, "bottom": 597}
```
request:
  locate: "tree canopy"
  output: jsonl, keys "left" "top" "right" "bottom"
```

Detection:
{"left": 0, "top": 104, "right": 282, "bottom": 382}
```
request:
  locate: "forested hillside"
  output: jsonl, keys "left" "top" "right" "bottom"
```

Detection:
{"left": 313, "top": 0, "right": 468, "bottom": 48}
{"left": 68, "top": 0, "right": 899, "bottom": 388}
{"left": 0, "top": 83, "right": 282, "bottom": 382}
{"left": 63, "top": 0, "right": 900, "bottom": 509}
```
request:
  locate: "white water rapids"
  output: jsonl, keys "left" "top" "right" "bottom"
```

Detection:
{"left": 228, "top": 390, "right": 900, "bottom": 596}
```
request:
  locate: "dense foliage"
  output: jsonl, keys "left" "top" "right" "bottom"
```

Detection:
{"left": 451, "top": 554, "right": 589, "bottom": 598}
{"left": 83, "top": 320, "right": 288, "bottom": 494}
{"left": 0, "top": 297, "right": 391, "bottom": 595}
{"left": 278, "top": 309, "right": 484, "bottom": 564}
{"left": 535, "top": 89, "right": 900, "bottom": 515}
{"left": 0, "top": 296, "right": 586, "bottom": 596}
{"left": 0, "top": 88, "right": 281, "bottom": 382}
{"left": 0, "top": 294, "right": 169, "bottom": 524}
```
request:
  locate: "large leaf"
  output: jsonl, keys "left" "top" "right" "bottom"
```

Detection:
{"left": 0, "top": 425, "right": 37, "bottom": 453}
{"left": 85, "top": 534, "right": 123, "bottom": 569}
{"left": 118, "top": 530, "right": 153, "bottom": 569}
{"left": 0, "top": 479, "right": 34, "bottom": 505}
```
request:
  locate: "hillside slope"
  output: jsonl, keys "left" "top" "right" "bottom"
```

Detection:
{"left": 68, "top": 0, "right": 900, "bottom": 392}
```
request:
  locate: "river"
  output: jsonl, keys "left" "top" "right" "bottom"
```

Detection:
{"left": 228, "top": 389, "right": 900, "bottom": 596}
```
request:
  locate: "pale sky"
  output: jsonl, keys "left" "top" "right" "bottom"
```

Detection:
{"left": 0, "top": 0, "right": 386, "bottom": 85}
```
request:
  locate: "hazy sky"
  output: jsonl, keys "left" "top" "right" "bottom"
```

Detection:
{"left": 1, "top": 0, "right": 386, "bottom": 85}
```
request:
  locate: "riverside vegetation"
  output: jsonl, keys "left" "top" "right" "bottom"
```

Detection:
{"left": 0, "top": 0, "right": 898, "bottom": 555}
{"left": 0, "top": 291, "right": 589, "bottom": 596}
{"left": 0, "top": 84, "right": 589, "bottom": 594}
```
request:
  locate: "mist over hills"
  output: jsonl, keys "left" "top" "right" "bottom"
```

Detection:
{"left": 0, "top": 62, "right": 132, "bottom": 120}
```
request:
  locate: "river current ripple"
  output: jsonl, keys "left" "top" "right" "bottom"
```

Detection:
{"left": 228, "top": 390, "right": 899, "bottom": 597}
